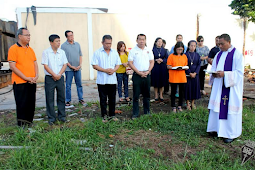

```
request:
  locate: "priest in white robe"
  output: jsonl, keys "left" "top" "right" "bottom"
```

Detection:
{"left": 207, "top": 34, "right": 244, "bottom": 143}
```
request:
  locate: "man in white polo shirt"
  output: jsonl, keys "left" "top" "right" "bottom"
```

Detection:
{"left": 42, "top": 34, "right": 68, "bottom": 125}
{"left": 92, "top": 35, "right": 121, "bottom": 122}
{"left": 128, "top": 34, "right": 154, "bottom": 118}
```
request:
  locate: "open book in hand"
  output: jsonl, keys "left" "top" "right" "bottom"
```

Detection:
{"left": 172, "top": 66, "right": 189, "bottom": 70}
{"left": 204, "top": 69, "right": 217, "bottom": 74}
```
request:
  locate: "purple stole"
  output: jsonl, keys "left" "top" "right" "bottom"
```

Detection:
{"left": 215, "top": 48, "right": 236, "bottom": 119}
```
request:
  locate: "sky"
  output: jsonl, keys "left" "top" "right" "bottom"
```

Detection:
{"left": 0, "top": 0, "right": 233, "bottom": 21}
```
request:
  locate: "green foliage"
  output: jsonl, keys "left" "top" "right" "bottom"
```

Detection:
{"left": 229, "top": 0, "right": 255, "bottom": 22}
{"left": 1, "top": 106, "right": 255, "bottom": 169}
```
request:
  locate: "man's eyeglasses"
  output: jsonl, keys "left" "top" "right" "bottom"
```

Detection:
{"left": 21, "top": 34, "right": 31, "bottom": 37}
{"left": 199, "top": 40, "right": 204, "bottom": 42}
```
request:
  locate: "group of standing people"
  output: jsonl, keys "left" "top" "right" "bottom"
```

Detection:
{"left": 8, "top": 28, "right": 85, "bottom": 126}
{"left": 92, "top": 34, "right": 154, "bottom": 121}
{"left": 8, "top": 28, "right": 244, "bottom": 143}
{"left": 150, "top": 34, "right": 213, "bottom": 112}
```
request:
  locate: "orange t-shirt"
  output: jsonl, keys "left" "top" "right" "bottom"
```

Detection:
{"left": 167, "top": 53, "right": 188, "bottom": 83}
{"left": 8, "top": 43, "right": 37, "bottom": 84}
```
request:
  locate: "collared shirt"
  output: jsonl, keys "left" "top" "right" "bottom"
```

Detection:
{"left": 91, "top": 47, "right": 121, "bottom": 85}
{"left": 128, "top": 45, "right": 154, "bottom": 71}
{"left": 61, "top": 41, "right": 83, "bottom": 71}
{"left": 208, "top": 46, "right": 220, "bottom": 59}
{"left": 8, "top": 42, "right": 37, "bottom": 84}
{"left": 41, "top": 47, "right": 68, "bottom": 76}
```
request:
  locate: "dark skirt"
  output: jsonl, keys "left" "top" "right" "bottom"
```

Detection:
{"left": 185, "top": 75, "right": 201, "bottom": 100}
{"left": 151, "top": 62, "right": 168, "bottom": 88}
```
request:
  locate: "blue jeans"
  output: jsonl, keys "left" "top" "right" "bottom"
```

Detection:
{"left": 116, "top": 73, "right": 129, "bottom": 98}
{"left": 65, "top": 70, "right": 83, "bottom": 102}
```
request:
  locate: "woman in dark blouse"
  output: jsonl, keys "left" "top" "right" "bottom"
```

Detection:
{"left": 185, "top": 40, "right": 201, "bottom": 110}
{"left": 151, "top": 37, "right": 168, "bottom": 101}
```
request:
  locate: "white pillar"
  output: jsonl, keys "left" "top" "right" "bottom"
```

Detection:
{"left": 87, "top": 11, "right": 94, "bottom": 80}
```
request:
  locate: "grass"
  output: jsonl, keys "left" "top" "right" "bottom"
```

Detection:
{"left": 0, "top": 105, "right": 255, "bottom": 169}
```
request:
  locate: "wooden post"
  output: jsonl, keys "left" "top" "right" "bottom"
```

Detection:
{"left": 196, "top": 14, "right": 200, "bottom": 38}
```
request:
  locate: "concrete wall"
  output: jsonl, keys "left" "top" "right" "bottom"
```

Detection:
{"left": 21, "top": 12, "right": 89, "bottom": 82}
{"left": 18, "top": 7, "right": 255, "bottom": 83}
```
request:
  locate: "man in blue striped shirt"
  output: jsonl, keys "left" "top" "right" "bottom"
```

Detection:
{"left": 92, "top": 35, "right": 122, "bottom": 122}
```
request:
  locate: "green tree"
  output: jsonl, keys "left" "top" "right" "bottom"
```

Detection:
{"left": 229, "top": 0, "right": 255, "bottom": 55}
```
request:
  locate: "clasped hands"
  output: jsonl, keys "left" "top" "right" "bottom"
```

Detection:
{"left": 212, "top": 71, "right": 224, "bottom": 78}
{"left": 155, "top": 58, "right": 163, "bottom": 64}
{"left": 138, "top": 71, "right": 150, "bottom": 78}
{"left": 189, "top": 72, "right": 196, "bottom": 78}
{"left": 105, "top": 68, "right": 115, "bottom": 75}
{"left": 26, "top": 75, "right": 39, "bottom": 84}
{"left": 70, "top": 65, "right": 81, "bottom": 71}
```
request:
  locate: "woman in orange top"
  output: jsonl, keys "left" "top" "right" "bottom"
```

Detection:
{"left": 167, "top": 42, "right": 188, "bottom": 113}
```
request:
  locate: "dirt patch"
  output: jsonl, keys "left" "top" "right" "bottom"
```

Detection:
{"left": 0, "top": 111, "right": 16, "bottom": 126}
{"left": 114, "top": 129, "right": 198, "bottom": 162}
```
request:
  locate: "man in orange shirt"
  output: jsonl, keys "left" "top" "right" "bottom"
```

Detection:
{"left": 8, "top": 28, "right": 39, "bottom": 127}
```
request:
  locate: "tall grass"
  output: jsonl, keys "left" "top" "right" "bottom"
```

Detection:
{"left": 0, "top": 106, "right": 254, "bottom": 169}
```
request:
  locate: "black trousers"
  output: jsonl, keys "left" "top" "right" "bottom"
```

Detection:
{"left": 13, "top": 82, "right": 36, "bottom": 126}
{"left": 170, "top": 83, "right": 185, "bottom": 107}
{"left": 97, "top": 84, "right": 116, "bottom": 118}
{"left": 199, "top": 64, "right": 208, "bottom": 90}
{"left": 164, "top": 70, "right": 169, "bottom": 92}
{"left": 132, "top": 73, "right": 150, "bottom": 117}
{"left": 45, "top": 75, "right": 66, "bottom": 123}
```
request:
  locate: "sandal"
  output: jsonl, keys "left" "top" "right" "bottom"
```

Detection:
{"left": 177, "top": 106, "right": 183, "bottom": 112}
{"left": 79, "top": 100, "right": 85, "bottom": 105}
{"left": 160, "top": 98, "right": 164, "bottom": 102}
{"left": 109, "top": 116, "right": 119, "bottom": 121}
{"left": 125, "top": 97, "right": 130, "bottom": 102}
{"left": 119, "top": 98, "right": 124, "bottom": 102}
{"left": 172, "top": 107, "right": 177, "bottom": 113}
{"left": 102, "top": 116, "right": 108, "bottom": 123}
{"left": 191, "top": 103, "right": 197, "bottom": 109}
{"left": 65, "top": 101, "right": 71, "bottom": 106}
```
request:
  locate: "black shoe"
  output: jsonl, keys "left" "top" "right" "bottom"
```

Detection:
{"left": 48, "top": 121, "right": 55, "bottom": 126}
{"left": 223, "top": 138, "right": 234, "bottom": 143}
{"left": 208, "top": 132, "right": 218, "bottom": 137}
{"left": 59, "top": 119, "right": 69, "bottom": 123}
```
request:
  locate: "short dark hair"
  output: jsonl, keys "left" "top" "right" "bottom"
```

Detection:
{"left": 173, "top": 42, "right": 185, "bottom": 55}
{"left": 176, "top": 34, "right": 183, "bottom": 39}
{"left": 162, "top": 39, "right": 166, "bottom": 44}
{"left": 65, "top": 30, "right": 73, "bottom": 37}
{"left": 216, "top": 35, "right": 220, "bottom": 39}
{"left": 197, "top": 36, "right": 203, "bottom": 42}
{"left": 49, "top": 34, "right": 60, "bottom": 42}
{"left": 137, "top": 34, "right": 146, "bottom": 40}
{"left": 102, "top": 35, "right": 112, "bottom": 42}
{"left": 219, "top": 34, "right": 231, "bottom": 42}
{"left": 17, "top": 27, "right": 28, "bottom": 36}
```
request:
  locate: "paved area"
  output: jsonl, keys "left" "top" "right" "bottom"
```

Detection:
{"left": 0, "top": 80, "right": 100, "bottom": 110}
{"left": 0, "top": 78, "right": 254, "bottom": 111}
